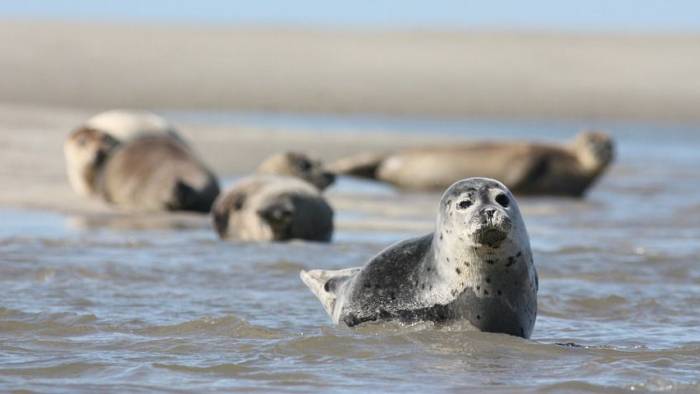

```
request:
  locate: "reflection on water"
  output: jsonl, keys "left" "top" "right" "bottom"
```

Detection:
{"left": 1, "top": 116, "right": 700, "bottom": 392}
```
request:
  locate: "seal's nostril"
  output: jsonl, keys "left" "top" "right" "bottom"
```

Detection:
{"left": 484, "top": 208, "right": 495, "bottom": 219}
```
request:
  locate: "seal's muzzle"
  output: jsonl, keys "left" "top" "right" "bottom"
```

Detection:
{"left": 473, "top": 207, "right": 512, "bottom": 248}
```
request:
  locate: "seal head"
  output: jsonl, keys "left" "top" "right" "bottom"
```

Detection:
{"left": 572, "top": 131, "right": 615, "bottom": 175}
{"left": 256, "top": 152, "right": 335, "bottom": 191}
{"left": 64, "top": 127, "right": 120, "bottom": 197}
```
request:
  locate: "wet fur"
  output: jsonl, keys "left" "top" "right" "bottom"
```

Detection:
{"left": 98, "top": 136, "right": 219, "bottom": 212}
{"left": 329, "top": 131, "right": 614, "bottom": 197}
{"left": 212, "top": 175, "right": 334, "bottom": 242}
{"left": 301, "top": 178, "right": 538, "bottom": 338}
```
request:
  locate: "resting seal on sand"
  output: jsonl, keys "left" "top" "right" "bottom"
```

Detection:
{"left": 64, "top": 128, "right": 219, "bottom": 212}
{"left": 256, "top": 152, "right": 336, "bottom": 191}
{"left": 329, "top": 131, "right": 614, "bottom": 197}
{"left": 212, "top": 175, "right": 334, "bottom": 242}
{"left": 301, "top": 177, "right": 537, "bottom": 338}
{"left": 83, "top": 109, "right": 183, "bottom": 142}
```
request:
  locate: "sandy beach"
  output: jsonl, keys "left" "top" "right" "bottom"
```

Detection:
{"left": 2, "top": 20, "right": 700, "bottom": 122}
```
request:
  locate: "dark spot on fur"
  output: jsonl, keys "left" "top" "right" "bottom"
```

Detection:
{"left": 487, "top": 260, "right": 495, "bottom": 265}
{"left": 440, "top": 233, "right": 443, "bottom": 240}
{"left": 497, "top": 290, "right": 502, "bottom": 295}
{"left": 476, "top": 315, "right": 481, "bottom": 320}
{"left": 446, "top": 257, "right": 450, "bottom": 262}
{"left": 426, "top": 267, "right": 431, "bottom": 272}
{"left": 476, "top": 286, "right": 480, "bottom": 290}
{"left": 484, "top": 290, "right": 489, "bottom": 295}
{"left": 516, "top": 251, "right": 522, "bottom": 257}
{"left": 430, "top": 285, "right": 433, "bottom": 291}
{"left": 464, "top": 261, "right": 470, "bottom": 267}
{"left": 520, "top": 327, "right": 525, "bottom": 337}
{"left": 455, "top": 268, "right": 461, "bottom": 274}
{"left": 364, "top": 282, "right": 372, "bottom": 289}
{"left": 390, "top": 292, "right": 396, "bottom": 300}
{"left": 486, "top": 277, "right": 491, "bottom": 283}
{"left": 451, "top": 289, "right": 457, "bottom": 296}
{"left": 421, "top": 284, "right": 425, "bottom": 290}
{"left": 506, "top": 257, "right": 516, "bottom": 267}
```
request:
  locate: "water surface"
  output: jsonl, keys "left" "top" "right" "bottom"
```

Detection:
{"left": 1, "top": 115, "right": 699, "bottom": 392}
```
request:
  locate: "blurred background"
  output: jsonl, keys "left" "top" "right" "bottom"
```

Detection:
{"left": 1, "top": 0, "right": 700, "bottom": 121}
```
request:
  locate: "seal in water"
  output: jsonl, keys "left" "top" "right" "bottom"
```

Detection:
{"left": 328, "top": 131, "right": 614, "bottom": 197}
{"left": 212, "top": 175, "right": 334, "bottom": 242}
{"left": 256, "top": 152, "right": 336, "bottom": 191}
{"left": 300, "top": 177, "right": 538, "bottom": 338}
{"left": 83, "top": 109, "right": 183, "bottom": 142}
{"left": 64, "top": 128, "right": 220, "bottom": 212}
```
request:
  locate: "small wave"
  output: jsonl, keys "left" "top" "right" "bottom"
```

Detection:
{"left": 153, "top": 362, "right": 253, "bottom": 376}
{"left": 0, "top": 362, "right": 106, "bottom": 378}
{"left": 135, "top": 315, "right": 283, "bottom": 340}
{"left": 0, "top": 309, "right": 98, "bottom": 336}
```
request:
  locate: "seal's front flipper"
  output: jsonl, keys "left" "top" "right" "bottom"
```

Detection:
{"left": 300, "top": 268, "right": 360, "bottom": 320}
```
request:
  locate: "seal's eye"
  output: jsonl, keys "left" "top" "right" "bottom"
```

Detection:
{"left": 495, "top": 193, "right": 510, "bottom": 207}
{"left": 297, "top": 159, "right": 312, "bottom": 171}
{"left": 457, "top": 200, "right": 472, "bottom": 209}
{"left": 76, "top": 135, "right": 88, "bottom": 146}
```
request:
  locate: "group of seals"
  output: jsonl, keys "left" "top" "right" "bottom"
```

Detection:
{"left": 64, "top": 110, "right": 336, "bottom": 241}
{"left": 63, "top": 111, "right": 623, "bottom": 338}
{"left": 301, "top": 177, "right": 537, "bottom": 338}
{"left": 329, "top": 131, "right": 614, "bottom": 197}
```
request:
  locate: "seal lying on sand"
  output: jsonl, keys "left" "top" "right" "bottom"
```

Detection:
{"left": 212, "top": 175, "right": 334, "bottom": 242}
{"left": 329, "top": 131, "right": 614, "bottom": 197}
{"left": 64, "top": 128, "right": 219, "bottom": 212}
{"left": 83, "top": 109, "right": 183, "bottom": 142}
{"left": 257, "top": 152, "right": 336, "bottom": 191}
{"left": 301, "top": 178, "right": 537, "bottom": 338}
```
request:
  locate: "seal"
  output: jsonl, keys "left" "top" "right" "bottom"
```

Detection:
{"left": 83, "top": 109, "right": 183, "bottom": 142}
{"left": 64, "top": 128, "right": 220, "bottom": 212}
{"left": 328, "top": 131, "right": 614, "bottom": 197}
{"left": 212, "top": 175, "right": 334, "bottom": 242}
{"left": 300, "top": 177, "right": 538, "bottom": 338}
{"left": 256, "top": 152, "right": 336, "bottom": 191}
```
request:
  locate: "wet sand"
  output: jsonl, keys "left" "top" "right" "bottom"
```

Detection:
{"left": 2, "top": 20, "right": 700, "bottom": 121}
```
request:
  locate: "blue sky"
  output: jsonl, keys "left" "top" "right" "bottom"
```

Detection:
{"left": 1, "top": 0, "right": 699, "bottom": 32}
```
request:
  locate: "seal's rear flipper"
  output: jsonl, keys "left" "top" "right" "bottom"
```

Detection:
{"left": 300, "top": 268, "right": 360, "bottom": 320}
{"left": 326, "top": 152, "right": 388, "bottom": 179}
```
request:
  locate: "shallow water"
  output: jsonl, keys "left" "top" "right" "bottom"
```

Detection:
{"left": 2, "top": 115, "right": 700, "bottom": 392}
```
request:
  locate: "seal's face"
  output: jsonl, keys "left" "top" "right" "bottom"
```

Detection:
{"left": 574, "top": 131, "right": 614, "bottom": 172}
{"left": 440, "top": 178, "right": 521, "bottom": 250}
{"left": 213, "top": 176, "right": 333, "bottom": 242}
{"left": 64, "top": 127, "right": 119, "bottom": 196}
{"left": 257, "top": 152, "right": 335, "bottom": 191}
